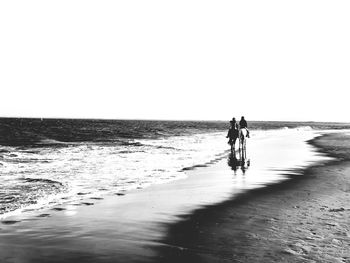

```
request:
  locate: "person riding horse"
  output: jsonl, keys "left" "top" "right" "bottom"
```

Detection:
{"left": 239, "top": 116, "right": 250, "bottom": 138}
{"left": 226, "top": 118, "right": 239, "bottom": 150}
{"left": 227, "top": 117, "right": 251, "bottom": 169}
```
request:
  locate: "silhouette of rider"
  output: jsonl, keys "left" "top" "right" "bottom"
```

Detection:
{"left": 226, "top": 118, "right": 239, "bottom": 145}
{"left": 239, "top": 116, "right": 250, "bottom": 138}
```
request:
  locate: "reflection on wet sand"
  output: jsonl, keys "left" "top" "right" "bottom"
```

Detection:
{"left": 227, "top": 147, "right": 250, "bottom": 174}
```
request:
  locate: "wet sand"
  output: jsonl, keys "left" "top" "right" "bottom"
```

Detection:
{"left": 155, "top": 133, "right": 350, "bottom": 262}
{"left": 1, "top": 131, "right": 349, "bottom": 262}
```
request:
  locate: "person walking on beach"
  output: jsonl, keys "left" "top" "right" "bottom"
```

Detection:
{"left": 239, "top": 116, "right": 250, "bottom": 138}
{"left": 226, "top": 118, "right": 239, "bottom": 149}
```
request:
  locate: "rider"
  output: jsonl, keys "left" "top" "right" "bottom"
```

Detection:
{"left": 226, "top": 118, "right": 239, "bottom": 145}
{"left": 239, "top": 116, "right": 250, "bottom": 138}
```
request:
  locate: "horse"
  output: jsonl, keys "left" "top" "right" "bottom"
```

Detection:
{"left": 238, "top": 128, "right": 248, "bottom": 159}
{"left": 228, "top": 130, "right": 239, "bottom": 154}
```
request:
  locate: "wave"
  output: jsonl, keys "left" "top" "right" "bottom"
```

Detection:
{"left": 181, "top": 164, "right": 209, "bottom": 171}
{"left": 37, "top": 139, "right": 70, "bottom": 146}
{"left": 180, "top": 151, "right": 229, "bottom": 171}
{"left": 0, "top": 177, "right": 66, "bottom": 216}
{"left": 21, "top": 178, "right": 63, "bottom": 186}
{"left": 263, "top": 126, "right": 314, "bottom": 132}
{"left": 294, "top": 126, "right": 313, "bottom": 131}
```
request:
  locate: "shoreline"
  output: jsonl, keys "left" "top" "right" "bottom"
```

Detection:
{"left": 1, "top": 131, "right": 348, "bottom": 262}
{"left": 154, "top": 133, "right": 350, "bottom": 262}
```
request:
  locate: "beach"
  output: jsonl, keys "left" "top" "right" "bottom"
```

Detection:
{"left": 1, "top": 122, "right": 350, "bottom": 262}
{"left": 2, "top": 0, "right": 350, "bottom": 262}
{"left": 156, "top": 132, "right": 350, "bottom": 262}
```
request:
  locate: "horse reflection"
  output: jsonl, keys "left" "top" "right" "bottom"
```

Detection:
{"left": 239, "top": 128, "right": 248, "bottom": 154}
{"left": 227, "top": 147, "right": 250, "bottom": 173}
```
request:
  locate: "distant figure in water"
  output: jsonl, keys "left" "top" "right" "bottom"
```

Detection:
{"left": 239, "top": 116, "right": 250, "bottom": 138}
{"left": 226, "top": 118, "right": 239, "bottom": 150}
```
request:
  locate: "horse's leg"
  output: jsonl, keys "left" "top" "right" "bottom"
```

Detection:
{"left": 238, "top": 133, "right": 242, "bottom": 150}
{"left": 238, "top": 143, "right": 242, "bottom": 160}
{"left": 241, "top": 140, "right": 245, "bottom": 166}
{"left": 243, "top": 139, "right": 246, "bottom": 159}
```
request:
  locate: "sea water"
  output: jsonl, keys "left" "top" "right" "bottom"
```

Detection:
{"left": 0, "top": 118, "right": 348, "bottom": 218}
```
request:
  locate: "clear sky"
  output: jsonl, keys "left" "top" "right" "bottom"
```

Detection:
{"left": 1, "top": 1, "right": 349, "bottom": 122}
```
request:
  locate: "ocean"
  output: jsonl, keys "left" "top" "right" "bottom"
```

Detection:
{"left": 1, "top": 118, "right": 349, "bottom": 219}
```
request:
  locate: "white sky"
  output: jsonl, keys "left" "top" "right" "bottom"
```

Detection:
{"left": 1, "top": 1, "right": 349, "bottom": 122}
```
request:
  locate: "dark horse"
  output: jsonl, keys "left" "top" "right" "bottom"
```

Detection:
{"left": 228, "top": 127, "right": 239, "bottom": 154}
{"left": 229, "top": 135, "right": 238, "bottom": 154}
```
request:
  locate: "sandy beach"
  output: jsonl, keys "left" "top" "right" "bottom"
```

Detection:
{"left": 156, "top": 132, "right": 350, "bottom": 263}
{"left": 1, "top": 131, "right": 349, "bottom": 263}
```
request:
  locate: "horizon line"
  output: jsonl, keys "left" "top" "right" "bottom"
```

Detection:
{"left": 0, "top": 115, "right": 349, "bottom": 124}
